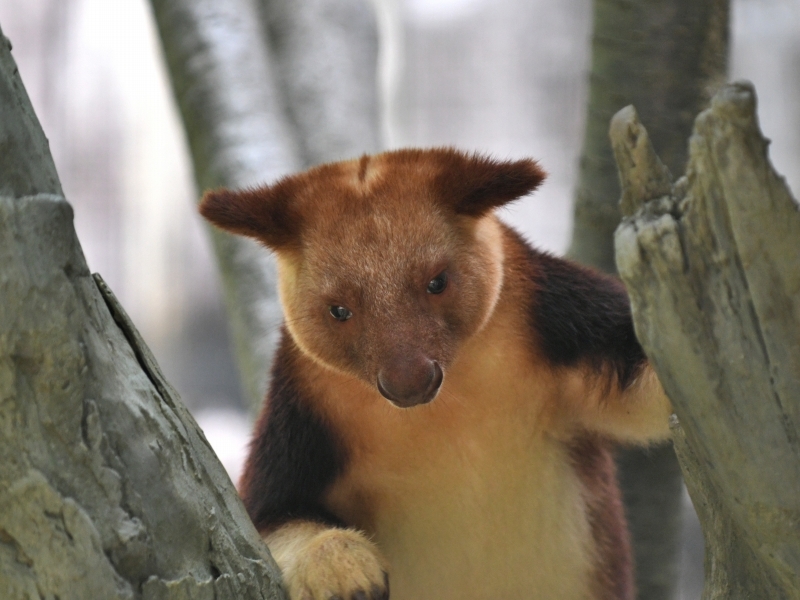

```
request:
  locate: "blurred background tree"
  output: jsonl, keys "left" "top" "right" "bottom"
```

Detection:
{"left": 147, "top": 0, "right": 381, "bottom": 417}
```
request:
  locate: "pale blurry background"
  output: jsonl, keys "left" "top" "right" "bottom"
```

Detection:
{"left": 1, "top": 1, "right": 798, "bottom": 597}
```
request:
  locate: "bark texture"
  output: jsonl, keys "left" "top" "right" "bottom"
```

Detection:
{"left": 569, "top": 3, "right": 729, "bottom": 596}
{"left": 613, "top": 81, "right": 800, "bottom": 600}
{"left": 0, "top": 23, "right": 284, "bottom": 600}
{"left": 148, "top": 0, "right": 381, "bottom": 412}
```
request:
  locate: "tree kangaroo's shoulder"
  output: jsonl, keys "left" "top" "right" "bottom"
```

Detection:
{"left": 499, "top": 224, "right": 646, "bottom": 389}
{"left": 238, "top": 329, "right": 346, "bottom": 534}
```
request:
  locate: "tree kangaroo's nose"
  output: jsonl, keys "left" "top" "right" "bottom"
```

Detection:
{"left": 377, "top": 353, "right": 443, "bottom": 408}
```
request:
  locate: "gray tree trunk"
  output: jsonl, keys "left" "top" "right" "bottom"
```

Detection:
{"left": 254, "top": 0, "right": 382, "bottom": 167}
{"left": 147, "top": 0, "right": 381, "bottom": 413}
{"left": 147, "top": 0, "right": 302, "bottom": 415}
{"left": 568, "top": 2, "right": 730, "bottom": 597}
{"left": 613, "top": 81, "right": 800, "bottom": 600}
{"left": 0, "top": 24, "right": 284, "bottom": 600}
{"left": 569, "top": 0, "right": 729, "bottom": 272}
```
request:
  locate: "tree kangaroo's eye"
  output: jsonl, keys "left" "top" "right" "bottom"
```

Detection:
{"left": 427, "top": 272, "right": 448, "bottom": 295}
{"left": 329, "top": 305, "right": 353, "bottom": 321}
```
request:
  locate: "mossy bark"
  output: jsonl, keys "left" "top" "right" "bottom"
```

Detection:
{"left": 569, "top": 2, "right": 730, "bottom": 597}
{"left": 613, "top": 81, "right": 800, "bottom": 600}
{"left": 0, "top": 22, "right": 284, "bottom": 600}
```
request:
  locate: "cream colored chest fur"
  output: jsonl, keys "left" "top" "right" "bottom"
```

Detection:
{"left": 318, "top": 319, "right": 597, "bottom": 600}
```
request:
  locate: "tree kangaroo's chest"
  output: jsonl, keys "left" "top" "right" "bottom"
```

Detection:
{"left": 319, "top": 345, "right": 595, "bottom": 600}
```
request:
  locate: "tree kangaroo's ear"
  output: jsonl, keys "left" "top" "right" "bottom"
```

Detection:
{"left": 199, "top": 178, "right": 301, "bottom": 249}
{"left": 433, "top": 149, "right": 546, "bottom": 217}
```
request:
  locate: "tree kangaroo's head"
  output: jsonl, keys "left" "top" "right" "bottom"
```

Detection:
{"left": 200, "top": 148, "right": 544, "bottom": 408}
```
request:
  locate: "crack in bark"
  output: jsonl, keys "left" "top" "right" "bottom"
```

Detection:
{"left": 0, "top": 527, "right": 34, "bottom": 567}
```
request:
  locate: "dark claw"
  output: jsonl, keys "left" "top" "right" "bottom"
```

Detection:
{"left": 369, "top": 584, "right": 387, "bottom": 600}
{"left": 352, "top": 592, "right": 367, "bottom": 600}
{"left": 371, "top": 571, "right": 389, "bottom": 600}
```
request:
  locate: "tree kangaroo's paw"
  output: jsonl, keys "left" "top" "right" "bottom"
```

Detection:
{"left": 282, "top": 528, "right": 389, "bottom": 600}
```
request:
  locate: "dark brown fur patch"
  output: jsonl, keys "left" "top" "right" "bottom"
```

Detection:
{"left": 512, "top": 229, "right": 646, "bottom": 389}
{"left": 238, "top": 330, "right": 346, "bottom": 531}
{"left": 569, "top": 436, "right": 634, "bottom": 600}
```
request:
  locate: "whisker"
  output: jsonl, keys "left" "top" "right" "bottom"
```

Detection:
{"left": 437, "top": 386, "right": 466, "bottom": 413}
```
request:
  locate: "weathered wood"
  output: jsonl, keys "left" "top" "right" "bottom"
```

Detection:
{"left": 614, "top": 81, "right": 800, "bottom": 599}
{"left": 0, "top": 22, "right": 283, "bottom": 600}
{"left": 0, "top": 35, "right": 61, "bottom": 198}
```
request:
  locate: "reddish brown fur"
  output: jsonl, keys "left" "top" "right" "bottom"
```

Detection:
{"left": 200, "top": 148, "right": 670, "bottom": 600}
{"left": 203, "top": 150, "right": 543, "bottom": 398}
{"left": 201, "top": 148, "right": 545, "bottom": 247}
{"left": 570, "top": 436, "right": 634, "bottom": 600}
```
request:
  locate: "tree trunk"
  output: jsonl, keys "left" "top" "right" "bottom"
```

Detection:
{"left": 568, "top": 2, "right": 729, "bottom": 597}
{"left": 569, "top": 0, "right": 729, "bottom": 272}
{"left": 613, "top": 81, "right": 800, "bottom": 600}
{"left": 147, "top": 0, "right": 381, "bottom": 413}
{"left": 147, "top": 0, "right": 302, "bottom": 414}
{"left": 254, "top": 0, "right": 381, "bottom": 167}
{"left": 0, "top": 23, "right": 283, "bottom": 600}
